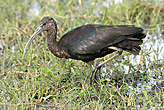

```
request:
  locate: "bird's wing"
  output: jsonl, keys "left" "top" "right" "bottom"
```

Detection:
{"left": 59, "top": 24, "right": 143, "bottom": 54}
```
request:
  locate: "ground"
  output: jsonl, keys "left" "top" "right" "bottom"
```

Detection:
{"left": 0, "top": 0, "right": 164, "bottom": 109}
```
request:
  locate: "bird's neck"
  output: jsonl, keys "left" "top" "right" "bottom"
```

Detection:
{"left": 46, "top": 29, "right": 58, "bottom": 54}
{"left": 46, "top": 29, "right": 71, "bottom": 58}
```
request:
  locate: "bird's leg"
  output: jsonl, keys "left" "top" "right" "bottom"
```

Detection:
{"left": 90, "top": 47, "right": 123, "bottom": 85}
{"left": 90, "top": 64, "right": 102, "bottom": 85}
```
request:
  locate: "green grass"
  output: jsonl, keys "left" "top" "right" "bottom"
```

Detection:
{"left": 0, "top": 0, "right": 164, "bottom": 109}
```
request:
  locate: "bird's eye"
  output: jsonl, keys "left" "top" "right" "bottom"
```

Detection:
{"left": 43, "top": 23, "right": 46, "bottom": 25}
{"left": 40, "top": 23, "right": 46, "bottom": 27}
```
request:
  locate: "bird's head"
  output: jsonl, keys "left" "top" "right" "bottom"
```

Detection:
{"left": 23, "top": 16, "right": 57, "bottom": 57}
{"left": 39, "top": 17, "right": 57, "bottom": 32}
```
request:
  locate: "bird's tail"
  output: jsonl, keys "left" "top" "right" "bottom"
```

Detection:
{"left": 115, "top": 33, "right": 146, "bottom": 55}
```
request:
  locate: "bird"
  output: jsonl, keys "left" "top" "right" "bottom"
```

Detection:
{"left": 23, "top": 16, "right": 146, "bottom": 85}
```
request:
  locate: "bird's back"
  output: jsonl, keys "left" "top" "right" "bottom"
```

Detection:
{"left": 59, "top": 24, "right": 145, "bottom": 55}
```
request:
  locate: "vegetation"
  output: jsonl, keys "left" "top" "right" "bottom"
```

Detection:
{"left": 0, "top": 0, "right": 164, "bottom": 109}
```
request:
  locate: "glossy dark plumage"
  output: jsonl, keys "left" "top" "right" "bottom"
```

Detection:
{"left": 23, "top": 17, "right": 145, "bottom": 64}
{"left": 23, "top": 17, "right": 146, "bottom": 85}
{"left": 60, "top": 24, "right": 145, "bottom": 63}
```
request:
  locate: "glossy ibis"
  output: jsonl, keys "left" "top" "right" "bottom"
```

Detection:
{"left": 23, "top": 17, "right": 146, "bottom": 85}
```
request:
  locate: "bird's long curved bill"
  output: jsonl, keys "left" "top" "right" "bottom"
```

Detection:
{"left": 23, "top": 26, "right": 43, "bottom": 57}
